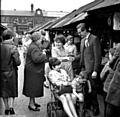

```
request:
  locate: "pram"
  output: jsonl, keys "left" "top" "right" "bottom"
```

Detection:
{"left": 47, "top": 76, "right": 68, "bottom": 117}
{"left": 46, "top": 74, "right": 92, "bottom": 117}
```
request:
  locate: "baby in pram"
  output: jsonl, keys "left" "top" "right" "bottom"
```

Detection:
{"left": 48, "top": 57, "right": 91, "bottom": 117}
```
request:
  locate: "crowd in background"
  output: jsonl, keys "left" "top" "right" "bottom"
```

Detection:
{"left": 0, "top": 22, "right": 120, "bottom": 117}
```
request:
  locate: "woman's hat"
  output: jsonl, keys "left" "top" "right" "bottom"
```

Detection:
{"left": 31, "top": 32, "right": 41, "bottom": 42}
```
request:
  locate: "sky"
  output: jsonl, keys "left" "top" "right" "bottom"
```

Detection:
{"left": 1, "top": 0, "right": 94, "bottom": 12}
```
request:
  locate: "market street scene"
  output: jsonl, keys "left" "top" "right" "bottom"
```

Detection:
{"left": 0, "top": 48, "right": 104, "bottom": 117}
{"left": 1, "top": 0, "right": 120, "bottom": 117}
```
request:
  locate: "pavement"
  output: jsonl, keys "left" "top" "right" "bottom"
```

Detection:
{"left": 0, "top": 47, "right": 104, "bottom": 117}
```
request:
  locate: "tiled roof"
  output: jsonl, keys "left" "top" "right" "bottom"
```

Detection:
{"left": 1, "top": 10, "right": 35, "bottom": 16}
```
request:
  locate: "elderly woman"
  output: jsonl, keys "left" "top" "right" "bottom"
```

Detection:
{"left": 52, "top": 34, "right": 75, "bottom": 80}
{"left": 23, "top": 32, "right": 47, "bottom": 111}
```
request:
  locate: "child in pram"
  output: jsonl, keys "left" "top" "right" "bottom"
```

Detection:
{"left": 48, "top": 57, "right": 92, "bottom": 117}
{"left": 48, "top": 57, "right": 78, "bottom": 117}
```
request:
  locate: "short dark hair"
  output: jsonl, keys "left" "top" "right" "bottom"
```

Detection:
{"left": 49, "top": 57, "right": 61, "bottom": 69}
{"left": 76, "top": 23, "right": 89, "bottom": 32}
{"left": 79, "top": 71, "right": 88, "bottom": 79}
{"left": 54, "top": 34, "right": 66, "bottom": 45}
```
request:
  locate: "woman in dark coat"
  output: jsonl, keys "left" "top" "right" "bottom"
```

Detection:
{"left": 0, "top": 29, "right": 21, "bottom": 115}
{"left": 23, "top": 32, "right": 47, "bottom": 111}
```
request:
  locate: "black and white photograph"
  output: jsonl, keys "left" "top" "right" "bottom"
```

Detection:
{"left": 0, "top": 0, "right": 120, "bottom": 117}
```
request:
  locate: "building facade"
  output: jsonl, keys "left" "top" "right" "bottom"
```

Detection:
{"left": 1, "top": 4, "right": 69, "bottom": 34}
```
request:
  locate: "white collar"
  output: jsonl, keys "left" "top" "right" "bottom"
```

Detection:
{"left": 86, "top": 33, "right": 90, "bottom": 39}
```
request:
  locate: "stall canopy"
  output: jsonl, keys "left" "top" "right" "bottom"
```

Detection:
{"left": 62, "top": 12, "right": 88, "bottom": 27}
{"left": 89, "top": 0, "right": 120, "bottom": 11}
{"left": 86, "top": 1, "right": 120, "bottom": 29}
{"left": 28, "top": 24, "right": 42, "bottom": 34}
{"left": 46, "top": 9, "right": 77, "bottom": 30}
{"left": 63, "top": 1, "right": 120, "bottom": 28}
{"left": 46, "top": 0, "right": 104, "bottom": 30}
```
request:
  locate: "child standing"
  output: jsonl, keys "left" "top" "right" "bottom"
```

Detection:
{"left": 71, "top": 71, "right": 92, "bottom": 115}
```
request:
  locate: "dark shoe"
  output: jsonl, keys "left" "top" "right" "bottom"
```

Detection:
{"left": 4, "top": 109, "right": 9, "bottom": 115}
{"left": 9, "top": 108, "right": 15, "bottom": 115}
{"left": 35, "top": 103, "right": 41, "bottom": 107}
{"left": 93, "top": 108, "right": 100, "bottom": 116}
{"left": 28, "top": 105, "right": 40, "bottom": 111}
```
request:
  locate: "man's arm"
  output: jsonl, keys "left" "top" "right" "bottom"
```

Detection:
{"left": 93, "top": 37, "right": 102, "bottom": 72}
{"left": 92, "top": 37, "right": 102, "bottom": 78}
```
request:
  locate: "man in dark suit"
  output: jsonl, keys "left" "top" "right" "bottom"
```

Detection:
{"left": 76, "top": 23, "right": 102, "bottom": 116}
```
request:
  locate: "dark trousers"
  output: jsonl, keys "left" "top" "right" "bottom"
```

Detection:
{"left": 86, "top": 73, "right": 99, "bottom": 109}
{"left": 106, "top": 103, "right": 120, "bottom": 117}
{"left": 103, "top": 91, "right": 107, "bottom": 117}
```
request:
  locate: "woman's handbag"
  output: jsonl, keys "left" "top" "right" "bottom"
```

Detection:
{"left": 58, "top": 85, "right": 72, "bottom": 95}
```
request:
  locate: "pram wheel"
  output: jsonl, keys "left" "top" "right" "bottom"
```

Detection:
{"left": 47, "top": 102, "right": 52, "bottom": 117}
{"left": 47, "top": 101, "right": 58, "bottom": 117}
{"left": 79, "top": 109, "right": 92, "bottom": 117}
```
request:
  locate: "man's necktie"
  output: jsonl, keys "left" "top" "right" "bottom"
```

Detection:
{"left": 85, "top": 38, "right": 89, "bottom": 47}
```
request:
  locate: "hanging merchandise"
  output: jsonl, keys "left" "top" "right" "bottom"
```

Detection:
{"left": 113, "top": 12, "right": 120, "bottom": 30}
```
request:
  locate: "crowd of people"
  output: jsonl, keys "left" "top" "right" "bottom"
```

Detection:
{"left": 0, "top": 22, "right": 120, "bottom": 117}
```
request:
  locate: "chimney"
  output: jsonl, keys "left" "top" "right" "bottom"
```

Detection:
{"left": 31, "top": 4, "right": 34, "bottom": 12}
